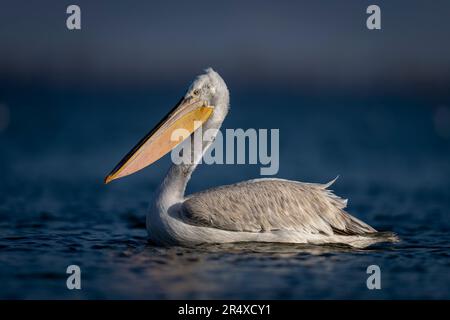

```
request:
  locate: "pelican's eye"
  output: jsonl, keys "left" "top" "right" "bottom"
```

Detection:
{"left": 193, "top": 89, "right": 200, "bottom": 96}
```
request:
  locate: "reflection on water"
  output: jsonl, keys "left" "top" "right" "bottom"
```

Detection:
{"left": 0, "top": 88, "right": 449, "bottom": 299}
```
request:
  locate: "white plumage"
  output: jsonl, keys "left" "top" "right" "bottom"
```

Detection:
{"left": 141, "top": 69, "right": 398, "bottom": 248}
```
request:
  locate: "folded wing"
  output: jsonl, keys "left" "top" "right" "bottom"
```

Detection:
{"left": 181, "top": 178, "right": 376, "bottom": 235}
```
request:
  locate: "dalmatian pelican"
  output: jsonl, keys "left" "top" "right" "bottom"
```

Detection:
{"left": 104, "top": 68, "right": 398, "bottom": 248}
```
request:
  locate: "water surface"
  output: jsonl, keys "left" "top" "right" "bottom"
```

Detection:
{"left": 0, "top": 87, "right": 449, "bottom": 299}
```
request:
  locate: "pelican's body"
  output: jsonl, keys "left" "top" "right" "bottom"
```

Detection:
{"left": 106, "top": 68, "right": 398, "bottom": 248}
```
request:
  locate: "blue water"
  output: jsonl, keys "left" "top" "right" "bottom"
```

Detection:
{"left": 0, "top": 87, "right": 449, "bottom": 299}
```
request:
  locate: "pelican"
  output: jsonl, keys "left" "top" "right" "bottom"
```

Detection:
{"left": 105, "top": 68, "right": 398, "bottom": 248}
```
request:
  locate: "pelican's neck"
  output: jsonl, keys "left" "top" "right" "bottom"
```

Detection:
{"left": 154, "top": 72, "right": 230, "bottom": 213}
{"left": 154, "top": 118, "right": 224, "bottom": 210}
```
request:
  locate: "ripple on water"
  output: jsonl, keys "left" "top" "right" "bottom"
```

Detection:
{"left": 0, "top": 179, "right": 449, "bottom": 298}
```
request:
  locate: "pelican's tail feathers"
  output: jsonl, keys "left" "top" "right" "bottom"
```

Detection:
{"left": 367, "top": 231, "right": 400, "bottom": 243}
{"left": 346, "top": 231, "right": 400, "bottom": 248}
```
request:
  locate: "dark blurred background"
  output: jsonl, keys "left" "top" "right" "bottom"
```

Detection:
{"left": 1, "top": 0, "right": 450, "bottom": 92}
{"left": 0, "top": 0, "right": 449, "bottom": 183}
{"left": 0, "top": 0, "right": 449, "bottom": 299}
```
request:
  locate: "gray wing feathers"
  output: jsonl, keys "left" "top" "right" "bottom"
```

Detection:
{"left": 181, "top": 178, "right": 376, "bottom": 235}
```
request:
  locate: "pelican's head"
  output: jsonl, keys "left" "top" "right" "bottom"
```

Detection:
{"left": 187, "top": 68, "right": 229, "bottom": 123}
{"left": 104, "top": 68, "right": 229, "bottom": 184}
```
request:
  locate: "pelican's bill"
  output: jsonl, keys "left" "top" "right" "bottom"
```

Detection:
{"left": 104, "top": 97, "right": 213, "bottom": 184}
